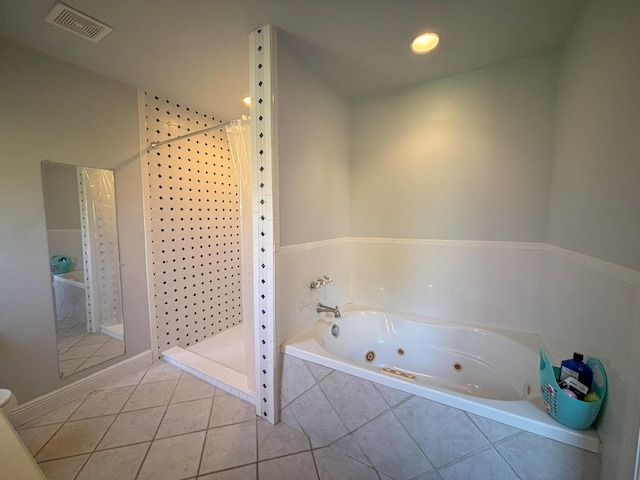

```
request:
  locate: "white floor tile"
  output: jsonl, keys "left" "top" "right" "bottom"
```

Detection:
{"left": 156, "top": 397, "right": 213, "bottom": 439}
{"left": 37, "top": 454, "right": 89, "bottom": 480}
{"left": 35, "top": 416, "right": 116, "bottom": 462}
{"left": 258, "top": 451, "right": 318, "bottom": 480}
{"left": 200, "top": 422, "right": 257, "bottom": 475}
{"left": 76, "top": 443, "right": 149, "bottom": 480}
{"left": 137, "top": 431, "right": 206, "bottom": 480}
{"left": 97, "top": 406, "right": 165, "bottom": 450}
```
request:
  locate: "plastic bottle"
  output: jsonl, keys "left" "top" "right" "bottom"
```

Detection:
{"left": 558, "top": 352, "right": 593, "bottom": 389}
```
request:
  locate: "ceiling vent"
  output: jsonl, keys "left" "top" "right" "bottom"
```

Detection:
{"left": 44, "top": 2, "right": 114, "bottom": 43}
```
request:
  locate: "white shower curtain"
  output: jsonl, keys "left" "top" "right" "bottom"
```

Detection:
{"left": 77, "top": 166, "right": 123, "bottom": 333}
{"left": 226, "top": 120, "right": 255, "bottom": 390}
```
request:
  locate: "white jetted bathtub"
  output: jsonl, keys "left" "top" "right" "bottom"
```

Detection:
{"left": 53, "top": 270, "right": 85, "bottom": 288}
{"left": 282, "top": 305, "right": 600, "bottom": 452}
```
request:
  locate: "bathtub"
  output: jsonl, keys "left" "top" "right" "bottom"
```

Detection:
{"left": 52, "top": 270, "right": 87, "bottom": 327}
{"left": 53, "top": 270, "right": 85, "bottom": 288}
{"left": 282, "top": 305, "right": 600, "bottom": 453}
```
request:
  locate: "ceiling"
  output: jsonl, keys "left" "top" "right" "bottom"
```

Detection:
{"left": 0, "top": 0, "right": 586, "bottom": 121}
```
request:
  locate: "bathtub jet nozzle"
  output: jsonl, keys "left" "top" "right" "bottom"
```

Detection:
{"left": 317, "top": 303, "right": 341, "bottom": 318}
{"left": 331, "top": 323, "right": 339, "bottom": 338}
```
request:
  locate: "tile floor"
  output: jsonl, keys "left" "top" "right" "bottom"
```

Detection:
{"left": 56, "top": 324, "right": 124, "bottom": 377}
{"left": 16, "top": 361, "right": 385, "bottom": 480}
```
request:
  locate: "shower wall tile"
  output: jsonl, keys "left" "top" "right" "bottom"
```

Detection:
{"left": 276, "top": 239, "right": 350, "bottom": 346}
{"left": 143, "top": 92, "right": 243, "bottom": 353}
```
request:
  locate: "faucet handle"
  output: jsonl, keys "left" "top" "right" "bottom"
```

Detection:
{"left": 309, "top": 275, "right": 334, "bottom": 290}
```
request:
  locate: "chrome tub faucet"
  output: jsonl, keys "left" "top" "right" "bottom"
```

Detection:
{"left": 317, "top": 303, "right": 341, "bottom": 318}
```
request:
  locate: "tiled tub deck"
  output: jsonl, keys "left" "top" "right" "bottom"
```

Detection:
{"left": 280, "top": 353, "right": 601, "bottom": 480}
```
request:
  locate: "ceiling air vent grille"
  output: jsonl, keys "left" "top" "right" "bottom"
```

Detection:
{"left": 44, "top": 2, "right": 113, "bottom": 43}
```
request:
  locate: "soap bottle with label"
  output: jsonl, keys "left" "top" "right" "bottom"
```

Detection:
{"left": 558, "top": 352, "right": 593, "bottom": 389}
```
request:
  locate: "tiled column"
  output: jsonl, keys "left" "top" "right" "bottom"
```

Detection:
{"left": 250, "top": 25, "right": 279, "bottom": 422}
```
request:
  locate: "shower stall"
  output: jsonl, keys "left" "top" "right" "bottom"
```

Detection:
{"left": 163, "top": 119, "right": 256, "bottom": 400}
{"left": 142, "top": 92, "right": 256, "bottom": 403}
{"left": 77, "top": 166, "right": 124, "bottom": 339}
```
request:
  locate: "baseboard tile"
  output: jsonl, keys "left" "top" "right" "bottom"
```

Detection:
{"left": 162, "top": 347, "right": 256, "bottom": 405}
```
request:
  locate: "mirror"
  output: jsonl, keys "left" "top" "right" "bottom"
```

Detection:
{"left": 42, "top": 162, "right": 125, "bottom": 378}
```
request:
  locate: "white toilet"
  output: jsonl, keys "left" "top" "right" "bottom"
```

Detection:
{"left": 0, "top": 389, "right": 18, "bottom": 415}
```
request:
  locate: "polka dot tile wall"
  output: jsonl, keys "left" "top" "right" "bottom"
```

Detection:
{"left": 143, "top": 92, "right": 243, "bottom": 353}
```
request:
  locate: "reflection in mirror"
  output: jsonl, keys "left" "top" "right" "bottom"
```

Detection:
{"left": 42, "top": 162, "right": 125, "bottom": 378}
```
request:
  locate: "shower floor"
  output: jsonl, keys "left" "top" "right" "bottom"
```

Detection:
{"left": 161, "top": 324, "right": 255, "bottom": 404}
{"left": 100, "top": 322, "right": 124, "bottom": 341}
{"left": 189, "top": 324, "right": 246, "bottom": 373}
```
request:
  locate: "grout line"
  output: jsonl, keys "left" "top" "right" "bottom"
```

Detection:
{"left": 29, "top": 361, "right": 321, "bottom": 479}
{"left": 253, "top": 414, "right": 259, "bottom": 472}
{"left": 69, "top": 365, "right": 151, "bottom": 478}
{"left": 196, "top": 426, "right": 213, "bottom": 478}
{"left": 71, "top": 452, "right": 92, "bottom": 480}
{"left": 194, "top": 410, "right": 211, "bottom": 479}
{"left": 490, "top": 430, "right": 526, "bottom": 448}
{"left": 132, "top": 442, "right": 153, "bottom": 480}
{"left": 432, "top": 444, "right": 493, "bottom": 472}
{"left": 491, "top": 444, "right": 524, "bottom": 480}
{"left": 309, "top": 448, "right": 321, "bottom": 480}
{"left": 27, "top": 422, "right": 66, "bottom": 460}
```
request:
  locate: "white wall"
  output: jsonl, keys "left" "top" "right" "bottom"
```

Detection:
{"left": 275, "top": 35, "right": 352, "bottom": 343}
{"left": 272, "top": 5, "right": 640, "bottom": 474}
{"left": 42, "top": 164, "right": 83, "bottom": 272}
{"left": 277, "top": 37, "right": 351, "bottom": 246}
{"left": 544, "top": 0, "right": 640, "bottom": 476}
{"left": 547, "top": 0, "right": 640, "bottom": 271}
{"left": 540, "top": 247, "right": 639, "bottom": 479}
{"left": 350, "top": 54, "right": 558, "bottom": 241}
{"left": 0, "top": 38, "right": 150, "bottom": 402}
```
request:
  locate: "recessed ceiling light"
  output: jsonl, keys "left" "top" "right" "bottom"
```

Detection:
{"left": 242, "top": 96, "right": 251, "bottom": 107}
{"left": 410, "top": 32, "right": 440, "bottom": 54}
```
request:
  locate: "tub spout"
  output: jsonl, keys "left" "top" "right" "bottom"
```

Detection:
{"left": 317, "top": 303, "right": 341, "bottom": 318}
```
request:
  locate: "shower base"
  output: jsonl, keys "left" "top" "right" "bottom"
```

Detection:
{"left": 100, "top": 323, "right": 124, "bottom": 341}
{"left": 161, "top": 324, "right": 255, "bottom": 405}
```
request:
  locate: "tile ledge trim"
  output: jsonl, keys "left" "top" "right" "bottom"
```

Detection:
{"left": 546, "top": 244, "right": 640, "bottom": 287}
{"left": 278, "top": 237, "right": 639, "bottom": 286}
{"left": 280, "top": 237, "right": 546, "bottom": 254}
{"left": 280, "top": 237, "right": 546, "bottom": 253}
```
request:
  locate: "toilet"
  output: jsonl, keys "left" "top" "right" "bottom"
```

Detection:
{"left": 0, "top": 389, "right": 18, "bottom": 415}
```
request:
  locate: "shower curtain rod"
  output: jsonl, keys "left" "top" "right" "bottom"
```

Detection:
{"left": 147, "top": 118, "right": 240, "bottom": 150}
